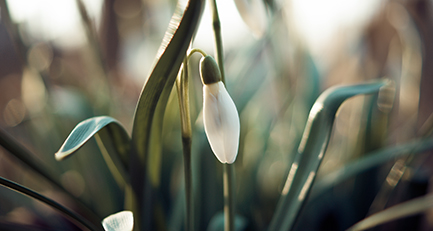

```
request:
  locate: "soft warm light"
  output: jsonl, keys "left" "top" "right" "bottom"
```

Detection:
{"left": 6, "top": 0, "right": 102, "bottom": 48}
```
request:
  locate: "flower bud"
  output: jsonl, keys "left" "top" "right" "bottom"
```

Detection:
{"left": 202, "top": 80, "right": 240, "bottom": 164}
{"left": 199, "top": 55, "right": 222, "bottom": 85}
{"left": 102, "top": 211, "right": 134, "bottom": 231}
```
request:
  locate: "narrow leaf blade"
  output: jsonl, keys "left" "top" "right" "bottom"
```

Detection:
{"left": 268, "top": 80, "right": 389, "bottom": 231}
{"left": 313, "top": 137, "right": 433, "bottom": 197}
{"left": 347, "top": 194, "right": 433, "bottom": 231}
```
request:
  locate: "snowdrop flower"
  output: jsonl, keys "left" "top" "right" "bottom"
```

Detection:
{"left": 200, "top": 55, "right": 240, "bottom": 164}
{"left": 102, "top": 211, "right": 134, "bottom": 231}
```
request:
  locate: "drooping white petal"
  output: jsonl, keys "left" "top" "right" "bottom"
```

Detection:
{"left": 203, "top": 82, "right": 240, "bottom": 164}
{"left": 102, "top": 211, "right": 134, "bottom": 231}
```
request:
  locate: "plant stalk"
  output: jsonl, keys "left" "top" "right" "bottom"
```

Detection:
{"left": 209, "top": 0, "right": 225, "bottom": 83}
{"left": 176, "top": 57, "right": 194, "bottom": 231}
{"left": 208, "top": 1, "right": 236, "bottom": 229}
{"left": 223, "top": 164, "right": 235, "bottom": 231}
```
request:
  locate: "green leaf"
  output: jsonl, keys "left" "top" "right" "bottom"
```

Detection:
{"left": 267, "top": 80, "right": 389, "bottom": 231}
{"left": 127, "top": 0, "right": 204, "bottom": 228}
{"left": 56, "top": 116, "right": 129, "bottom": 161}
{"left": 312, "top": 137, "right": 433, "bottom": 197}
{"left": 55, "top": 116, "right": 130, "bottom": 186}
{"left": 130, "top": 0, "right": 204, "bottom": 168}
{"left": 347, "top": 194, "right": 433, "bottom": 231}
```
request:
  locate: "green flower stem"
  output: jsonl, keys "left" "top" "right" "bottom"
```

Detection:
{"left": 208, "top": 0, "right": 235, "bottom": 229}
{"left": 223, "top": 164, "right": 235, "bottom": 231}
{"left": 176, "top": 57, "right": 194, "bottom": 231}
{"left": 0, "top": 176, "right": 102, "bottom": 231}
{"left": 209, "top": 0, "right": 225, "bottom": 83}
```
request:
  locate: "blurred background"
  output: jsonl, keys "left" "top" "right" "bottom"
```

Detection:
{"left": 0, "top": 0, "right": 432, "bottom": 230}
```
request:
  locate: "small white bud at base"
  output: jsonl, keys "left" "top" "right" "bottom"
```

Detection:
{"left": 102, "top": 211, "right": 134, "bottom": 231}
{"left": 203, "top": 82, "right": 240, "bottom": 164}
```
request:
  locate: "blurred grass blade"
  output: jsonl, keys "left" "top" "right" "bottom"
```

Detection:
{"left": 207, "top": 212, "right": 247, "bottom": 231}
{"left": 347, "top": 194, "right": 433, "bottom": 231}
{"left": 128, "top": 0, "right": 204, "bottom": 228}
{"left": 312, "top": 137, "right": 433, "bottom": 197}
{"left": 55, "top": 116, "right": 130, "bottom": 186}
{"left": 268, "top": 80, "right": 389, "bottom": 231}
{"left": 0, "top": 127, "right": 61, "bottom": 190}
{"left": 0, "top": 176, "right": 102, "bottom": 231}
{"left": 0, "top": 127, "right": 102, "bottom": 223}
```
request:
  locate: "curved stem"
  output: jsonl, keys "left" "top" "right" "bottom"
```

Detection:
{"left": 0, "top": 176, "right": 102, "bottom": 231}
{"left": 176, "top": 57, "right": 194, "bottom": 231}
{"left": 187, "top": 48, "right": 207, "bottom": 59}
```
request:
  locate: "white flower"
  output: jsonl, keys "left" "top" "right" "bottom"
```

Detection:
{"left": 203, "top": 81, "right": 240, "bottom": 164}
{"left": 102, "top": 211, "right": 134, "bottom": 231}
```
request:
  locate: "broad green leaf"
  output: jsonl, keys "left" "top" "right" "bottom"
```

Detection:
{"left": 267, "top": 80, "right": 389, "bottom": 231}
{"left": 55, "top": 116, "right": 130, "bottom": 186}
{"left": 102, "top": 211, "right": 134, "bottom": 231}
{"left": 0, "top": 176, "right": 102, "bottom": 231}
{"left": 130, "top": 0, "right": 204, "bottom": 167}
{"left": 128, "top": 0, "right": 204, "bottom": 228}
{"left": 347, "top": 194, "right": 433, "bottom": 231}
{"left": 312, "top": 137, "right": 433, "bottom": 197}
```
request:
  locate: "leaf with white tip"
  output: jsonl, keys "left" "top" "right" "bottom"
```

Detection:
{"left": 102, "top": 211, "right": 134, "bottom": 231}
{"left": 55, "top": 116, "right": 131, "bottom": 186}
{"left": 55, "top": 116, "right": 130, "bottom": 162}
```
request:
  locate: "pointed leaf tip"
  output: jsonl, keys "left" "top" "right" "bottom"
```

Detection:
{"left": 55, "top": 116, "right": 130, "bottom": 161}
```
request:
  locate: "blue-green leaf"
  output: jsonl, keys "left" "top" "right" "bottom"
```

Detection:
{"left": 55, "top": 116, "right": 130, "bottom": 186}
{"left": 268, "top": 80, "right": 389, "bottom": 231}
{"left": 56, "top": 116, "right": 129, "bottom": 160}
